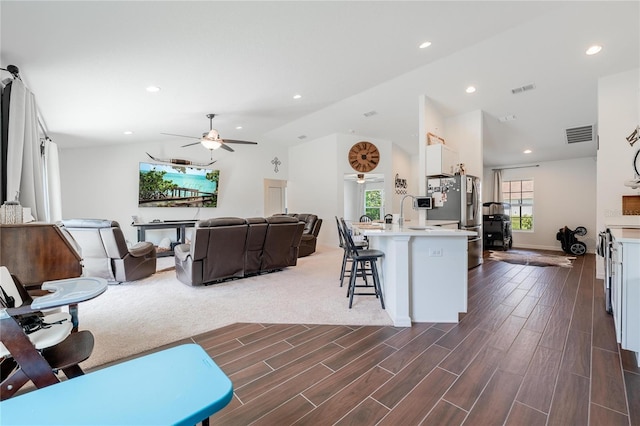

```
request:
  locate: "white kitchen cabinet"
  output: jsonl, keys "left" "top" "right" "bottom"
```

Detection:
{"left": 610, "top": 228, "right": 640, "bottom": 366}
{"left": 426, "top": 144, "right": 459, "bottom": 177}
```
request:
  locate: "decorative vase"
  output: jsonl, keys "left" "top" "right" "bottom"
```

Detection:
{"left": 1, "top": 194, "right": 23, "bottom": 224}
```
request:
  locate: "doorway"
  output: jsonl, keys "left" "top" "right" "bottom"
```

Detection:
{"left": 264, "top": 179, "right": 287, "bottom": 216}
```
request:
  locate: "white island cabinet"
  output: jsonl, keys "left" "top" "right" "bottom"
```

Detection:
{"left": 610, "top": 227, "right": 640, "bottom": 366}
{"left": 357, "top": 223, "right": 474, "bottom": 326}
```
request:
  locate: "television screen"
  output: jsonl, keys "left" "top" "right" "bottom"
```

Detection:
{"left": 138, "top": 162, "right": 219, "bottom": 207}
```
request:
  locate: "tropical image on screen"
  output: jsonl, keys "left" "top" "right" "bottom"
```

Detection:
{"left": 138, "top": 162, "right": 219, "bottom": 207}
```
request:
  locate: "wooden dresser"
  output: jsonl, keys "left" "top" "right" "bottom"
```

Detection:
{"left": 0, "top": 223, "right": 82, "bottom": 288}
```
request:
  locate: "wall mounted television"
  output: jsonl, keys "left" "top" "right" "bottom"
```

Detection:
{"left": 138, "top": 162, "right": 219, "bottom": 207}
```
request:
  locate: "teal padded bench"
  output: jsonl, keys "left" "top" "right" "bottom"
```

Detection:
{"left": 0, "top": 344, "right": 233, "bottom": 425}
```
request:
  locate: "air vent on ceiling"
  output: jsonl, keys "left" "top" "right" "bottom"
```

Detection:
{"left": 498, "top": 114, "right": 517, "bottom": 122}
{"left": 363, "top": 110, "right": 377, "bottom": 118}
{"left": 511, "top": 83, "right": 536, "bottom": 94}
{"left": 565, "top": 124, "right": 595, "bottom": 144}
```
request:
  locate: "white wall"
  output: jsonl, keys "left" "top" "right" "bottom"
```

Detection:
{"left": 287, "top": 134, "right": 339, "bottom": 247}
{"left": 59, "top": 138, "right": 288, "bottom": 244}
{"left": 596, "top": 68, "right": 640, "bottom": 277}
{"left": 483, "top": 157, "right": 597, "bottom": 252}
{"left": 597, "top": 68, "right": 640, "bottom": 229}
{"left": 445, "top": 110, "right": 483, "bottom": 178}
{"left": 391, "top": 144, "right": 417, "bottom": 223}
{"left": 288, "top": 132, "right": 406, "bottom": 248}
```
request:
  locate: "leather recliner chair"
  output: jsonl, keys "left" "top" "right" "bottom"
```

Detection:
{"left": 175, "top": 217, "right": 249, "bottom": 286}
{"left": 260, "top": 216, "right": 305, "bottom": 272}
{"left": 59, "top": 219, "right": 156, "bottom": 283}
{"left": 245, "top": 217, "right": 269, "bottom": 276}
{"left": 296, "top": 213, "right": 322, "bottom": 257}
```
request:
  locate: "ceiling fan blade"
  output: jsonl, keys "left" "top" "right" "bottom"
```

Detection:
{"left": 220, "top": 143, "right": 235, "bottom": 152}
{"left": 222, "top": 139, "right": 258, "bottom": 145}
{"left": 181, "top": 141, "right": 202, "bottom": 148}
{"left": 160, "top": 132, "right": 200, "bottom": 140}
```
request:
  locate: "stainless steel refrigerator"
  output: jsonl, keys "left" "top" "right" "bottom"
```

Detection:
{"left": 426, "top": 175, "right": 483, "bottom": 269}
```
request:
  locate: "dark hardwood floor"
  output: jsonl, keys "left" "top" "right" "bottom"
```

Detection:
{"left": 135, "top": 252, "right": 640, "bottom": 425}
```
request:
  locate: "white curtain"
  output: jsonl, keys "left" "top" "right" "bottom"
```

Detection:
{"left": 6, "top": 79, "right": 45, "bottom": 220}
{"left": 44, "top": 139, "right": 62, "bottom": 222}
{"left": 492, "top": 169, "right": 504, "bottom": 202}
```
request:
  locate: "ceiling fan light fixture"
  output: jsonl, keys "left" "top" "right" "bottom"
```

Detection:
{"left": 201, "top": 138, "right": 222, "bottom": 150}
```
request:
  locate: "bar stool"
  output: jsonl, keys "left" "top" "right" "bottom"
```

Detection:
{"left": 335, "top": 217, "right": 368, "bottom": 287}
{"left": 338, "top": 218, "right": 385, "bottom": 309}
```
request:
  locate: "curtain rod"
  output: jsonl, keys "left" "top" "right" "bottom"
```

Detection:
{"left": 492, "top": 164, "right": 539, "bottom": 171}
{"left": 0, "top": 64, "right": 21, "bottom": 80}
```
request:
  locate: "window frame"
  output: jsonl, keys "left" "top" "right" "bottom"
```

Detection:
{"left": 502, "top": 178, "right": 534, "bottom": 232}
{"left": 364, "top": 189, "right": 384, "bottom": 221}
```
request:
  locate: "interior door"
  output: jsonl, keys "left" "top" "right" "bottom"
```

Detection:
{"left": 264, "top": 179, "right": 287, "bottom": 217}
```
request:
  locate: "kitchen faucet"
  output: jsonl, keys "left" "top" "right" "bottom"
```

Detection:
{"left": 398, "top": 194, "right": 416, "bottom": 227}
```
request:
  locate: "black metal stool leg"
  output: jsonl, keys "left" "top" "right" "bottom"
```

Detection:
{"left": 340, "top": 250, "right": 348, "bottom": 286}
{"left": 371, "top": 261, "right": 385, "bottom": 309}
{"left": 348, "top": 261, "right": 358, "bottom": 308}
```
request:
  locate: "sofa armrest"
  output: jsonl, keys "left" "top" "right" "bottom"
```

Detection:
{"left": 174, "top": 244, "right": 191, "bottom": 262}
{"left": 128, "top": 241, "right": 156, "bottom": 258}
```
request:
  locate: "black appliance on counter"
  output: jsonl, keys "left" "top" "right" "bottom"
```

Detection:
{"left": 482, "top": 202, "right": 512, "bottom": 250}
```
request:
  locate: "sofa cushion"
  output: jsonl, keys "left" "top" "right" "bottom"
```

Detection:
{"left": 197, "top": 217, "right": 247, "bottom": 228}
{"left": 296, "top": 213, "right": 318, "bottom": 235}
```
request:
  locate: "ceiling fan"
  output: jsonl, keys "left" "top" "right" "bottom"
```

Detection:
{"left": 161, "top": 113, "right": 258, "bottom": 152}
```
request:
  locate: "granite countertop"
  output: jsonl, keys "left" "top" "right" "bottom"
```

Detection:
{"left": 355, "top": 223, "right": 476, "bottom": 237}
{"left": 610, "top": 227, "right": 640, "bottom": 243}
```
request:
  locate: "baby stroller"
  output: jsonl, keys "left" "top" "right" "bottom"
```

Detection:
{"left": 556, "top": 226, "right": 587, "bottom": 255}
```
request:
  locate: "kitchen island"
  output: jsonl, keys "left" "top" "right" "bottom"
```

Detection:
{"left": 356, "top": 222, "right": 475, "bottom": 326}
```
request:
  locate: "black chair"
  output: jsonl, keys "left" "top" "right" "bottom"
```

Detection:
{"left": 335, "top": 217, "right": 368, "bottom": 287}
{"left": 359, "top": 215, "right": 373, "bottom": 223}
{"left": 338, "top": 218, "right": 385, "bottom": 309}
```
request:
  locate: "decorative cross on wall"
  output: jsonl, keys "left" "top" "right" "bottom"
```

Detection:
{"left": 271, "top": 157, "right": 281, "bottom": 173}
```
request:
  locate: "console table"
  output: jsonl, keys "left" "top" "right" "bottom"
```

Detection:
{"left": 132, "top": 220, "right": 197, "bottom": 256}
{"left": 0, "top": 344, "right": 233, "bottom": 425}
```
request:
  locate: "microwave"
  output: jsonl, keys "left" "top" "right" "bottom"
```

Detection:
{"left": 414, "top": 196, "right": 432, "bottom": 209}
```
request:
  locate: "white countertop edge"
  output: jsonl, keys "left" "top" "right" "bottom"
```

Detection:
{"left": 609, "top": 227, "right": 640, "bottom": 242}
{"left": 357, "top": 225, "right": 476, "bottom": 237}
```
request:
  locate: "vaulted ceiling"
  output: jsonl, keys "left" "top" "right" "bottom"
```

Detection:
{"left": 1, "top": 1, "right": 638, "bottom": 167}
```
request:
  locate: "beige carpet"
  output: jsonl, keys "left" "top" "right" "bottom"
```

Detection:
{"left": 488, "top": 250, "right": 575, "bottom": 268}
{"left": 79, "top": 246, "right": 392, "bottom": 369}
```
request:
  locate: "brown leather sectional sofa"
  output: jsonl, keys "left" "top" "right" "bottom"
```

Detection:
{"left": 174, "top": 216, "right": 305, "bottom": 286}
{"left": 276, "top": 213, "right": 323, "bottom": 257}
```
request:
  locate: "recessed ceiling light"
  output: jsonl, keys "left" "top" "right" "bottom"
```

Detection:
{"left": 123, "top": 131, "right": 133, "bottom": 135}
{"left": 146, "top": 86, "right": 161, "bottom": 93}
{"left": 419, "top": 41, "right": 432, "bottom": 49}
{"left": 465, "top": 86, "right": 476, "bottom": 94}
{"left": 524, "top": 149, "right": 532, "bottom": 154}
{"left": 293, "top": 94, "right": 302, "bottom": 99}
{"left": 586, "top": 45, "right": 603, "bottom": 55}
{"left": 235, "top": 126, "right": 243, "bottom": 130}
